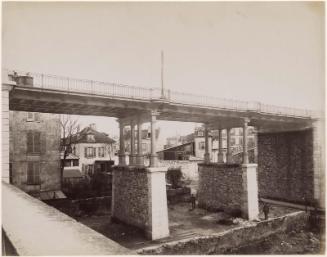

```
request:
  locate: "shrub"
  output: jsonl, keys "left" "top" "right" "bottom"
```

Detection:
{"left": 166, "top": 168, "right": 183, "bottom": 189}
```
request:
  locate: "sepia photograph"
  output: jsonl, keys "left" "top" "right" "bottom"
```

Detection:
{"left": 1, "top": 1, "right": 325, "bottom": 255}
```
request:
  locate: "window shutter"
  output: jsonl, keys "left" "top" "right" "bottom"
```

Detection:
{"left": 34, "top": 132, "right": 41, "bottom": 153}
{"left": 93, "top": 148, "right": 96, "bottom": 157}
{"left": 84, "top": 147, "right": 87, "bottom": 157}
{"left": 27, "top": 132, "right": 33, "bottom": 153}
{"left": 34, "top": 162, "right": 40, "bottom": 184}
{"left": 98, "top": 147, "right": 101, "bottom": 157}
{"left": 27, "top": 112, "right": 34, "bottom": 121}
{"left": 27, "top": 162, "right": 33, "bottom": 184}
{"left": 35, "top": 113, "right": 40, "bottom": 122}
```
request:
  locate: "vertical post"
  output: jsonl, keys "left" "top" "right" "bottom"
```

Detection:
{"left": 118, "top": 119, "right": 126, "bottom": 166}
{"left": 150, "top": 111, "right": 159, "bottom": 167}
{"left": 41, "top": 74, "right": 44, "bottom": 88}
{"left": 161, "top": 51, "right": 164, "bottom": 99}
{"left": 204, "top": 124, "right": 210, "bottom": 163}
{"left": 2, "top": 84, "right": 14, "bottom": 183}
{"left": 130, "top": 120, "right": 136, "bottom": 166}
{"left": 242, "top": 118, "right": 250, "bottom": 164}
{"left": 226, "top": 128, "right": 233, "bottom": 163}
{"left": 137, "top": 117, "right": 144, "bottom": 166}
{"left": 218, "top": 129, "right": 224, "bottom": 163}
{"left": 253, "top": 127, "right": 258, "bottom": 164}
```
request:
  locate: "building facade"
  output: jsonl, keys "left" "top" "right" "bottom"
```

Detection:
{"left": 160, "top": 126, "right": 256, "bottom": 161}
{"left": 9, "top": 111, "right": 62, "bottom": 198}
{"left": 123, "top": 126, "right": 159, "bottom": 156}
{"left": 64, "top": 124, "right": 116, "bottom": 176}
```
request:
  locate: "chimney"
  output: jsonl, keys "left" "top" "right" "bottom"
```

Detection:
{"left": 90, "top": 123, "right": 96, "bottom": 131}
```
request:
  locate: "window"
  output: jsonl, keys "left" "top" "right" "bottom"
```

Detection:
{"left": 73, "top": 160, "right": 79, "bottom": 166}
{"left": 87, "top": 134, "right": 95, "bottom": 142}
{"left": 27, "top": 112, "right": 40, "bottom": 122}
{"left": 85, "top": 147, "right": 96, "bottom": 158}
{"left": 198, "top": 131, "right": 204, "bottom": 137}
{"left": 142, "top": 143, "right": 147, "bottom": 153}
{"left": 199, "top": 142, "right": 205, "bottom": 150}
{"left": 27, "top": 131, "right": 41, "bottom": 154}
{"left": 27, "top": 162, "right": 40, "bottom": 185}
{"left": 98, "top": 147, "right": 105, "bottom": 157}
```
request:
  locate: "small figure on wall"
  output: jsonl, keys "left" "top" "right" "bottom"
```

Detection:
{"left": 190, "top": 193, "right": 196, "bottom": 211}
{"left": 263, "top": 202, "right": 270, "bottom": 220}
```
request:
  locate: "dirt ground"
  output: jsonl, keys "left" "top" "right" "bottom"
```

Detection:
{"left": 76, "top": 202, "right": 325, "bottom": 254}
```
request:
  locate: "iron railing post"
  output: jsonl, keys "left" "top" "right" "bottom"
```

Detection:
{"left": 41, "top": 74, "right": 44, "bottom": 89}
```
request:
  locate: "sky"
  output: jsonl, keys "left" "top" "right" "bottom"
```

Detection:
{"left": 2, "top": 2, "right": 325, "bottom": 146}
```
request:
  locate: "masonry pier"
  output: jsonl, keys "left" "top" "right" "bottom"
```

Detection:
{"left": 112, "top": 112, "right": 170, "bottom": 240}
{"left": 198, "top": 118, "right": 259, "bottom": 220}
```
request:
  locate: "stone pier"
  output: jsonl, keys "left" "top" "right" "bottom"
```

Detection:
{"left": 111, "top": 166, "right": 169, "bottom": 240}
{"left": 198, "top": 163, "right": 259, "bottom": 220}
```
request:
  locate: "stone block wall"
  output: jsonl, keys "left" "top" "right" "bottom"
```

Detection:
{"left": 257, "top": 129, "right": 315, "bottom": 204}
{"left": 2, "top": 87, "right": 10, "bottom": 182}
{"left": 112, "top": 167, "right": 149, "bottom": 230}
{"left": 198, "top": 163, "right": 243, "bottom": 211}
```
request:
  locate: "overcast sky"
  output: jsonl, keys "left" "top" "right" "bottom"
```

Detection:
{"left": 2, "top": 2, "right": 324, "bottom": 144}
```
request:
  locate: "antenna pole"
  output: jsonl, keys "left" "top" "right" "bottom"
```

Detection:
{"left": 161, "top": 50, "right": 164, "bottom": 98}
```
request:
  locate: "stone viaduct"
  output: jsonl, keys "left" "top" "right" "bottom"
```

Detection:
{"left": 2, "top": 69, "right": 324, "bottom": 242}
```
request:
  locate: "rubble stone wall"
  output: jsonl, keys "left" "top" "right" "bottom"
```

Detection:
{"left": 257, "top": 130, "right": 314, "bottom": 204}
{"left": 138, "top": 211, "right": 307, "bottom": 255}
{"left": 112, "top": 167, "right": 149, "bottom": 230}
{"left": 198, "top": 163, "right": 243, "bottom": 211}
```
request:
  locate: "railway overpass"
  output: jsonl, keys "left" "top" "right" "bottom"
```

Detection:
{"left": 2, "top": 69, "right": 324, "bottom": 244}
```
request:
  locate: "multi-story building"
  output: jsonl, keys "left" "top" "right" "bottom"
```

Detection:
{"left": 9, "top": 111, "right": 64, "bottom": 199}
{"left": 64, "top": 124, "right": 116, "bottom": 176}
{"left": 159, "top": 126, "right": 256, "bottom": 161}
{"left": 123, "top": 126, "right": 160, "bottom": 156}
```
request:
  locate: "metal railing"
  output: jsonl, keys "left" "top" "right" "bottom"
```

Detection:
{"left": 3, "top": 68, "right": 314, "bottom": 118}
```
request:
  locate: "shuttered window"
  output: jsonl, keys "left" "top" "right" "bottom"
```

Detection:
{"left": 27, "top": 131, "right": 41, "bottom": 154}
{"left": 27, "top": 112, "right": 40, "bottom": 122}
{"left": 27, "top": 112, "right": 34, "bottom": 121}
{"left": 85, "top": 147, "right": 96, "bottom": 158}
{"left": 27, "top": 162, "right": 40, "bottom": 185}
{"left": 98, "top": 147, "right": 105, "bottom": 157}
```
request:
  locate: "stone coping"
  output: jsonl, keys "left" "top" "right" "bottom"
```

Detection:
{"left": 198, "top": 162, "right": 240, "bottom": 168}
{"left": 114, "top": 165, "right": 168, "bottom": 173}
{"left": 241, "top": 163, "right": 258, "bottom": 168}
{"left": 2, "top": 181, "right": 133, "bottom": 256}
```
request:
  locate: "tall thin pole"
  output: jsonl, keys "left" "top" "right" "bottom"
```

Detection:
{"left": 161, "top": 50, "right": 164, "bottom": 98}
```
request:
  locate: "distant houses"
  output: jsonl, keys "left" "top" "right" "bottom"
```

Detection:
{"left": 123, "top": 126, "right": 160, "bottom": 157}
{"left": 61, "top": 123, "right": 116, "bottom": 178}
{"left": 158, "top": 126, "right": 256, "bottom": 161}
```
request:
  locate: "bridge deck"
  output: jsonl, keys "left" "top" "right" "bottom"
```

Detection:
{"left": 4, "top": 69, "right": 315, "bottom": 131}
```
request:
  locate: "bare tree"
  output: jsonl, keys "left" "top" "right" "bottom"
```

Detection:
{"left": 60, "top": 115, "right": 80, "bottom": 186}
